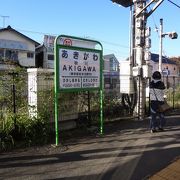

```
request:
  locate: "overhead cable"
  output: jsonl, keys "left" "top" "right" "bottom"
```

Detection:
{"left": 167, "top": 0, "right": 180, "bottom": 9}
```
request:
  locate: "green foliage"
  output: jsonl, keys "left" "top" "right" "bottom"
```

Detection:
{"left": 16, "top": 112, "right": 50, "bottom": 146}
{"left": 164, "top": 84, "right": 180, "bottom": 109}
{"left": 1, "top": 66, "right": 179, "bottom": 151}
{"left": 0, "top": 112, "right": 15, "bottom": 151}
{"left": 174, "top": 85, "right": 180, "bottom": 100}
{"left": 0, "top": 68, "right": 52, "bottom": 151}
{"left": 0, "top": 106, "right": 51, "bottom": 151}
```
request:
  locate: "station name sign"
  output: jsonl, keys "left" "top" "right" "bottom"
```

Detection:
{"left": 59, "top": 48, "right": 100, "bottom": 89}
{"left": 54, "top": 35, "right": 104, "bottom": 144}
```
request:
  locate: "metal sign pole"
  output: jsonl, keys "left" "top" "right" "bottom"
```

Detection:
{"left": 100, "top": 89, "right": 103, "bottom": 134}
{"left": 54, "top": 42, "right": 59, "bottom": 146}
{"left": 54, "top": 35, "right": 103, "bottom": 145}
{"left": 100, "top": 51, "right": 104, "bottom": 135}
{"left": 54, "top": 89, "right": 59, "bottom": 146}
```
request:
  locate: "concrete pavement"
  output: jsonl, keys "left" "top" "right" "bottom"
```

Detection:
{"left": 0, "top": 115, "right": 180, "bottom": 180}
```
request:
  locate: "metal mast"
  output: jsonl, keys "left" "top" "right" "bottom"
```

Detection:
{"left": 133, "top": 0, "right": 147, "bottom": 120}
{"left": 112, "top": 0, "right": 164, "bottom": 119}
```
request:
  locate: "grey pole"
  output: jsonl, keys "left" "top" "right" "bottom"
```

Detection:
{"left": 159, "top": 18, "right": 163, "bottom": 73}
{"left": 133, "top": 0, "right": 147, "bottom": 120}
{"left": 129, "top": 5, "right": 133, "bottom": 66}
{"left": 111, "top": 0, "right": 165, "bottom": 120}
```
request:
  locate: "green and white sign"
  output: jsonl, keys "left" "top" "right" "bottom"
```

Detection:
{"left": 59, "top": 48, "right": 100, "bottom": 89}
{"left": 55, "top": 35, "right": 103, "bottom": 91}
{"left": 54, "top": 35, "right": 104, "bottom": 145}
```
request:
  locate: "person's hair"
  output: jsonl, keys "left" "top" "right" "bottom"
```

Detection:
{"left": 152, "top": 71, "right": 161, "bottom": 80}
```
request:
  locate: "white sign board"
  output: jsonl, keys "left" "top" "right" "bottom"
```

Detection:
{"left": 59, "top": 48, "right": 100, "bottom": 89}
{"left": 44, "top": 35, "right": 56, "bottom": 52}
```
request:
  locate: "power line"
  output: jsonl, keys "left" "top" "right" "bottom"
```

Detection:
{"left": 15, "top": 28, "right": 130, "bottom": 49}
{"left": 104, "top": 48, "right": 129, "bottom": 54}
{"left": 167, "top": 0, "right": 180, "bottom": 9}
{"left": 16, "top": 28, "right": 57, "bottom": 36}
{"left": 0, "top": 25, "right": 130, "bottom": 55}
{"left": 148, "top": 6, "right": 159, "bottom": 36}
{"left": 95, "top": 39, "right": 129, "bottom": 49}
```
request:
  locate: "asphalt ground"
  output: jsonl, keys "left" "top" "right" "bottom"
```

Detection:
{"left": 0, "top": 115, "right": 180, "bottom": 180}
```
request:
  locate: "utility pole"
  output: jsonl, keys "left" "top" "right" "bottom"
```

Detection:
{"left": 159, "top": 18, "right": 178, "bottom": 73}
{"left": 112, "top": 0, "right": 164, "bottom": 120}
{"left": 159, "top": 18, "right": 163, "bottom": 73}
{"left": 133, "top": 0, "right": 147, "bottom": 120}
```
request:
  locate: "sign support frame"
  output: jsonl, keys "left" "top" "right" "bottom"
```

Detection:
{"left": 54, "top": 35, "right": 104, "bottom": 146}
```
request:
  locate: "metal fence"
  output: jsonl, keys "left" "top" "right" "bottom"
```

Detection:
{"left": 0, "top": 70, "right": 28, "bottom": 121}
{"left": 0, "top": 70, "right": 180, "bottom": 128}
{"left": 163, "top": 76, "right": 180, "bottom": 110}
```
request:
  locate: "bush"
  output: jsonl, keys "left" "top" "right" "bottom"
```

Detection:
{"left": 0, "top": 114, "right": 14, "bottom": 151}
{"left": 0, "top": 109, "right": 52, "bottom": 152}
{"left": 0, "top": 68, "right": 52, "bottom": 151}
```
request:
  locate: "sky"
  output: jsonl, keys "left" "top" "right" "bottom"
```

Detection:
{"left": 0, "top": 0, "right": 180, "bottom": 61}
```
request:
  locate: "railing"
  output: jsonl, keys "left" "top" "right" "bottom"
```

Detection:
{"left": 0, "top": 70, "right": 180, "bottom": 127}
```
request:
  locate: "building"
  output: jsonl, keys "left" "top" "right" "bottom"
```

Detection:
{"left": 35, "top": 35, "right": 55, "bottom": 69}
{"left": 169, "top": 56, "right": 180, "bottom": 76}
{"left": 150, "top": 53, "right": 179, "bottom": 87}
{"left": 35, "top": 36, "right": 120, "bottom": 93}
{"left": 103, "top": 54, "right": 120, "bottom": 94}
{"left": 150, "top": 53, "right": 178, "bottom": 76}
{"left": 0, "top": 26, "right": 40, "bottom": 70}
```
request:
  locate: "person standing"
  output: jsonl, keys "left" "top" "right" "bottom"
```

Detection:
{"left": 150, "top": 71, "right": 166, "bottom": 133}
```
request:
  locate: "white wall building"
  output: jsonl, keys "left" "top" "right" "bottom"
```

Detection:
{"left": 150, "top": 53, "right": 179, "bottom": 88}
{"left": 150, "top": 53, "right": 178, "bottom": 77}
{"left": 0, "top": 26, "right": 39, "bottom": 69}
{"left": 103, "top": 54, "right": 120, "bottom": 94}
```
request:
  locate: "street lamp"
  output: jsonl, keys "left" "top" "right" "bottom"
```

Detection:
{"left": 159, "top": 18, "right": 178, "bottom": 73}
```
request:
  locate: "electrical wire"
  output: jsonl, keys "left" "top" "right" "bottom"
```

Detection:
{"left": 167, "top": 0, "right": 180, "bottom": 9}
{"left": 4, "top": 27, "right": 129, "bottom": 57}
{"left": 14, "top": 28, "right": 130, "bottom": 49}
{"left": 148, "top": 6, "right": 159, "bottom": 37}
{"left": 16, "top": 28, "right": 57, "bottom": 36}
{"left": 147, "top": 2, "right": 176, "bottom": 58}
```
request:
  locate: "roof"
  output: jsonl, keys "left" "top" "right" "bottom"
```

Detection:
{"left": 36, "top": 44, "right": 45, "bottom": 49}
{"left": 0, "top": 26, "right": 40, "bottom": 46}
{"left": 111, "top": 0, "right": 133, "bottom": 7}
{"left": 103, "top": 54, "right": 119, "bottom": 64}
{"left": 151, "top": 53, "right": 176, "bottom": 65}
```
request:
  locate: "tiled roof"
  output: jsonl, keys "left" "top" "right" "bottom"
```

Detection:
{"left": 151, "top": 53, "right": 176, "bottom": 65}
{"left": 103, "top": 54, "right": 115, "bottom": 59}
{"left": 103, "top": 54, "right": 119, "bottom": 64}
{"left": 0, "top": 26, "right": 40, "bottom": 46}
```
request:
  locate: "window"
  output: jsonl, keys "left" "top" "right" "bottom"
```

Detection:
{"left": 5, "top": 50, "right": 18, "bottom": 61}
{"left": 103, "top": 60, "right": 109, "bottom": 71}
{"left": 112, "top": 78, "right": 118, "bottom": 89}
{"left": 104, "top": 77, "right": 111, "bottom": 84}
{"left": 27, "top": 52, "right": 34, "bottom": 58}
{"left": 110, "top": 57, "right": 118, "bottom": 72}
{"left": 48, "top": 54, "right": 54, "bottom": 61}
{"left": 0, "top": 49, "right": 4, "bottom": 61}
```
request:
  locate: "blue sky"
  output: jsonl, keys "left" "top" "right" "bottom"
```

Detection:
{"left": 0, "top": 0, "right": 180, "bottom": 61}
